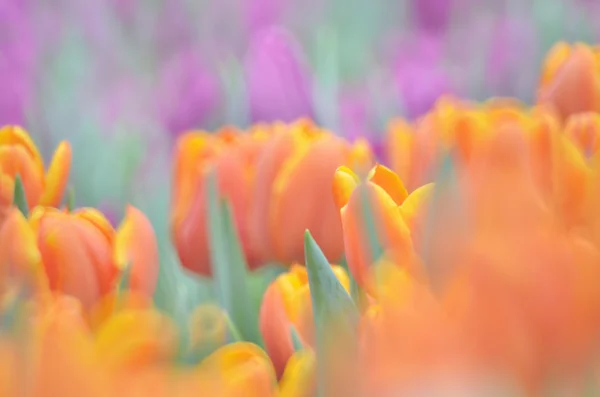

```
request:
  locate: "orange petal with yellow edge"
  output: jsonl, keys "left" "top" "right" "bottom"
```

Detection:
{"left": 0, "top": 207, "right": 48, "bottom": 294}
{"left": 332, "top": 166, "right": 359, "bottom": 210}
{"left": 367, "top": 164, "right": 408, "bottom": 206}
{"left": 40, "top": 141, "right": 72, "bottom": 207}
{"left": 0, "top": 125, "right": 44, "bottom": 176}
{"left": 72, "top": 207, "right": 115, "bottom": 244}
{"left": 114, "top": 205, "right": 159, "bottom": 296}
{"left": 0, "top": 144, "right": 44, "bottom": 207}
{"left": 277, "top": 350, "right": 316, "bottom": 397}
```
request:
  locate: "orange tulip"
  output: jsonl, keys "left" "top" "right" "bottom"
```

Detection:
{"left": 332, "top": 164, "right": 423, "bottom": 289}
{"left": 94, "top": 308, "right": 179, "bottom": 372}
{"left": 23, "top": 205, "right": 158, "bottom": 309}
{"left": 259, "top": 263, "right": 350, "bottom": 377}
{"left": 171, "top": 120, "right": 372, "bottom": 276}
{"left": 537, "top": 42, "right": 600, "bottom": 121}
{"left": 0, "top": 125, "right": 71, "bottom": 224}
{"left": 30, "top": 294, "right": 110, "bottom": 397}
{"left": 249, "top": 119, "right": 371, "bottom": 265}
{"left": 198, "top": 342, "right": 277, "bottom": 397}
{"left": 171, "top": 126, "right": 270, "bottom": 276}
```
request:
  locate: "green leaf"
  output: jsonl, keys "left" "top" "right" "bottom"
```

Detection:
{"left": 290, "top": 325, "right": 304, "bottom": 352}
{"left": 13, "top": 175, "right": 29, "bottom": 217}
{"left": 206, "top": 171, "right": 262, "bottom": 345}
{"left": 225, "top": 315, "right": 243, "bottom": 343}
{"left": 66, "top": 186, "right": 75, "bottom": 211}
{"left": 115, "top": 261, "right": 132, "bottom": 296}
{"left": 304, "top": 230, "right": 358, "bottom": 396}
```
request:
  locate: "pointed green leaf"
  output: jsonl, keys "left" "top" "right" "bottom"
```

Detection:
{"left": 13, "top": 175, "right": 29, "bottom": 217}
{"left": 225, "top": 315, "right": 243, "bottom": 343}
{"left": 66, "top": 186, "right": 75, "bottom": 211}
{"left": 304, "top": 230, "right": 358, "bottom": 396}
{"left": 116, "top": 261, "right": 132, "bottom": 296}
{"left": 206, "top": 171, "right": 262, "bottom": 345}
{"left": 290, "top": 325, "right": 304, "bottom": 352}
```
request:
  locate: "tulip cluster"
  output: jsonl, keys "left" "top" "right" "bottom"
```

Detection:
{"left": 3, "top": 41, "right": 600, "bottom": 397}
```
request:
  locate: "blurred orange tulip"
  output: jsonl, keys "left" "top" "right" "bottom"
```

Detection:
{"left": 537, "top": 42, "right": 600, "bottom": 121}
{"left": 171, "top": 120, "right": 372, "bottom": 276}
{"left": 332, "top": 164, "right": 423, "bottom": 289}
{"left": 198, "top": 342, "right": 277, "bottom": 397}
{"left": 0, "top": 125, "right": 71, "bottom": 224}
{"left": 249, "top": 119, "right": 372, "bottom": 266}
{"left": 94, "top": 308, "right": 179, "bottom": 372}
{"left": 19, "top": 205, "right": 159, "bottom": 309}
{"left": 259, "top": 264, "right": 350, "bottom": 377}
{"left": 171, "top": 126, "right": 271, "bottom": 276}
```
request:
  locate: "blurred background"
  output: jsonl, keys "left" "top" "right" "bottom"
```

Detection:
{"left": 2, "top": 0, "right": 599, "bottom": 320}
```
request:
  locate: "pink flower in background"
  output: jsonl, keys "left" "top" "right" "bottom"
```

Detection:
{"left": 393, "top": 34, "right": 455, "bottom": 120}
{"left": 485, "top": 16, "right": 537, "bottom": 97}
{"left": 157, "top": 48, "right": 221, "bottom": 137}
{"left": 410, "top": 0, "right": 455, "bottom": 33}
{"left": 0, "top": 0, "right": 37, "bottom": 125}
{"left": 244, "top": 26, "right": 314, "bottom": 123}
{"left": 244, "top": 0, "right": 286, "bottom": 34}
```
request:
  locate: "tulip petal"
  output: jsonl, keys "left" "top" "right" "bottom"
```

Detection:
{"left": 39, "top": 141, "right": 72, "bottom": 207}
{"left": 367, "top": 164, "right": 408, "bottom": 205}
{"left": 332, "top": 166, "right": 359, "bottom": 210}
{"left": 0, "top": 126, "right": 44, "bottom": 176}
{"left": 113, "top": 205, "right": 159, "bottom": 297}
{"left": 0, "top": 208, "right": 47, "bottom": 294}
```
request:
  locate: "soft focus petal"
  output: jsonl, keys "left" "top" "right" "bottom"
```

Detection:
{"left": 39, "top": 141, "right": 72, "bottom": 207}
{"left": 114, "top": 205, "right": 159, "bottom": 296}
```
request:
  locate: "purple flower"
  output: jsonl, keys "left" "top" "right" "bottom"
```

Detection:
{"left": 485, "top": 16, "right": 537, "bottom": 97}
{"left": 157, "top": 48, "right": 221, "bottom": 137}
{"left": 244, "top": 0, "right": 286, "bottom": 34}
{"left": 410, "top": 0, "right": 454, "bottom": 33}
{"left": 0, "top": 1, "right": 37, "bottom": 125}
{"left": 244, "top": 26, "right": 314, "bottom": 123}
{"left": 393, "top": 34, "right": 455, "bottom": 119}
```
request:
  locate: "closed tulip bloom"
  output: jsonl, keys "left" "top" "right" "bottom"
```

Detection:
{"left": 0, "top": 125, "right": 71, "bottom": 223}
{"left": 199, "top": 342, "right": 277, "bottom": 397}
{"left": 250, "top": 119, "right": 372, "bottom": 265}
{"left": 259, "top": 264, "right": 349, "bottom": 377}
{"left": 332, "top": 164, "right": 422, "bottom": 289}
{"left": 31, "top": 207, "right": 116, "bottom": 309}
{"left": 29, "top": 205, "right": 159, "bottom": 309}
{"left": 537, "top": 42, "right": 600, "bottom": 121}
{"left": 171, "top": 127, "right": 270, "bottom": 276}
